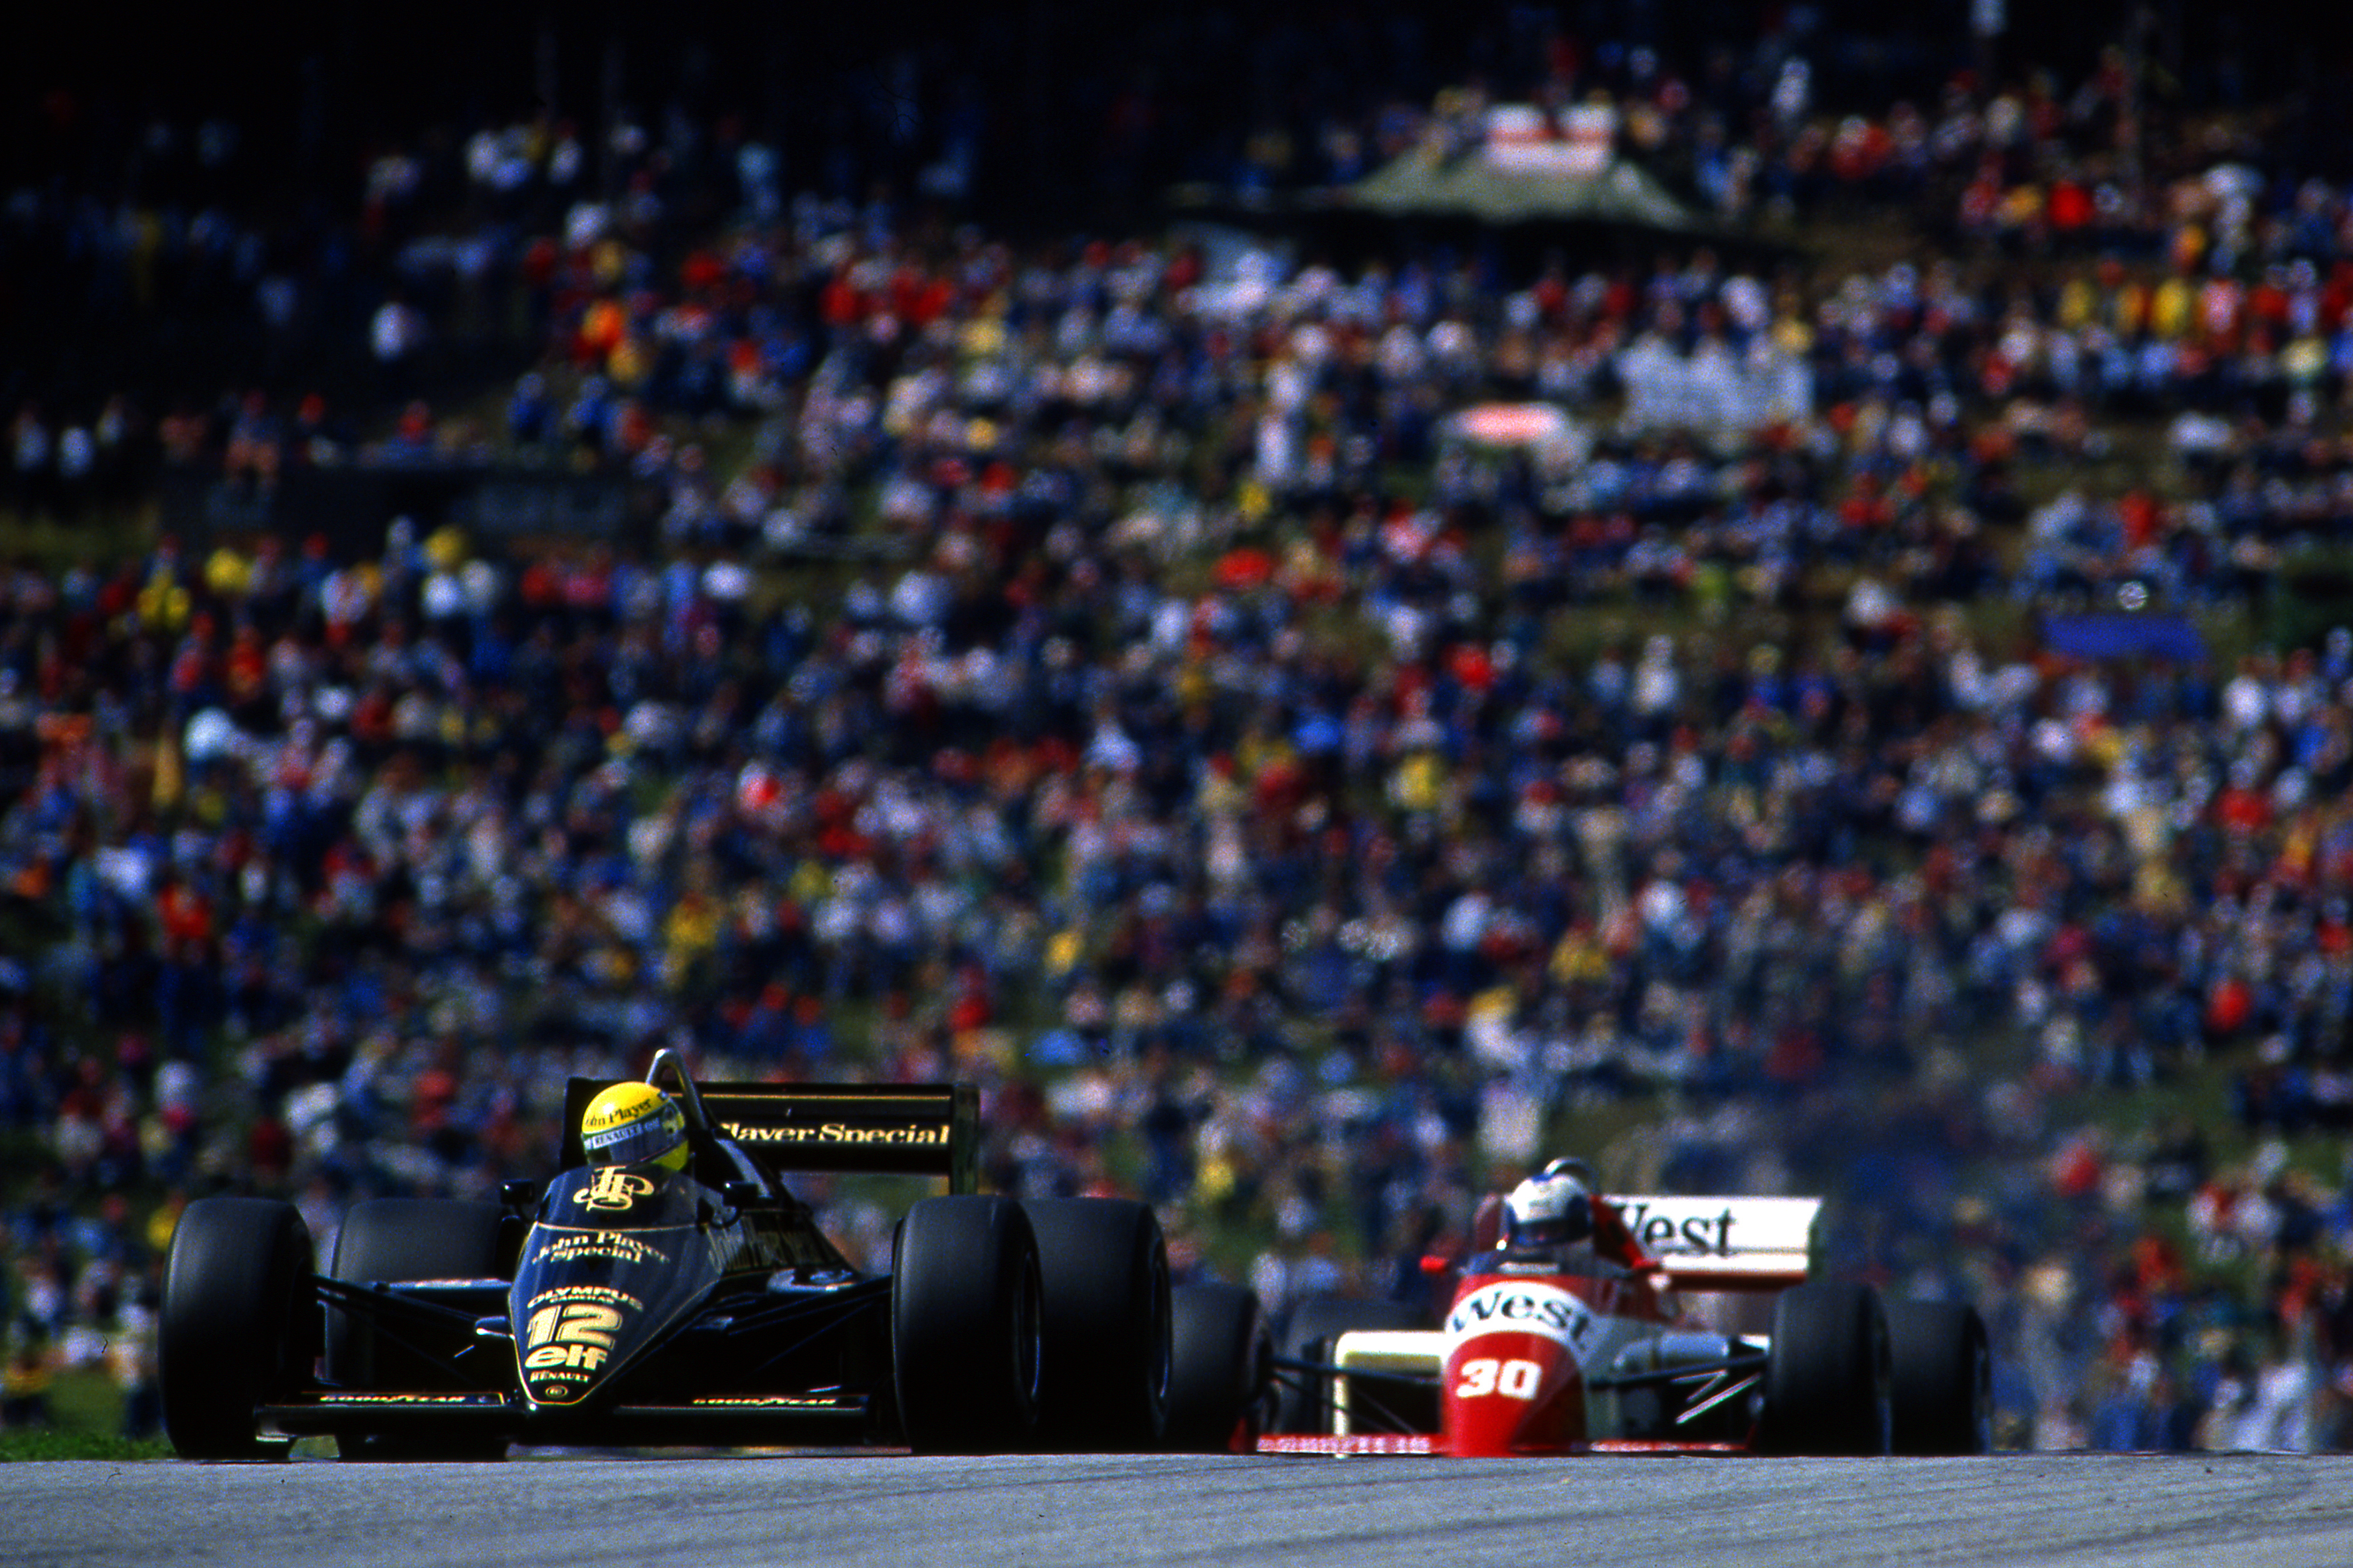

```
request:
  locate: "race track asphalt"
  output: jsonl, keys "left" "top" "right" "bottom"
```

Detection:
{"left": 11, "top": 1452, "right": 2353, "bottom": 1568}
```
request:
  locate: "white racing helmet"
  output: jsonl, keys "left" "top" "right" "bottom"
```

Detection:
{"left": 1502, "top": 1158, "right": 1594, "bottom": 1249}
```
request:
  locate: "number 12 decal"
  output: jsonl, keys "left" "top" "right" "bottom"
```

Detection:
{"left": 527, "top": 1302, "right": 620, "bottom": 1349}
{"left": 1455, "top": 1357, "right": 1542, "bottom": 1400}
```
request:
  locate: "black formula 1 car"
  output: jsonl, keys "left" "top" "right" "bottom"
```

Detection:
{"left": 157, "top": 1051, "right": 1273, "bottom": 1459}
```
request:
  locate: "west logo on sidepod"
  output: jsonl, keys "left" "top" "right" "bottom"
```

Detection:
{"left": 1445, "top": 1282, "right": 1602, "bottom": 1367}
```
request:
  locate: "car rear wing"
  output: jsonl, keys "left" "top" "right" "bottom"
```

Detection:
{"left": 560, "top": 1078, "right": 980, "bottom": 1193}
{"left": 1604, "top": 1195, "right": 1822, "bottom": 1290}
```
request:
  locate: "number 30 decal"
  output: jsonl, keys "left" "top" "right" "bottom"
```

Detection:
{"left": 1455, "top": 1357, "right": 1542, "bottom": 1400}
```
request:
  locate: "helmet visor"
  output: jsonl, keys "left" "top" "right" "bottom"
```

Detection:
{"left": 583, "top": 1109, "right": 683, "bottom": 1168}
{"left": 1508, "top": 1212, "right": 1587, "bottom": 1248}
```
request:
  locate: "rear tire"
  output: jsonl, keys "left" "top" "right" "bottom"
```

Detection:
{"left": 1024, "top": 1197, "right": 1171, "bottom": 1450}
{"left": 1758, "top": 1281, "right": 1893, "bottom": 1456}
{"left": 327, "top": 1198, "right": 510, "bottom": 1461}
{"left": 893, "top": 1195, "right": 1044, "bottom": 1453}
{"left": 1269, "top": 1296, "right": 1432, "bottom": 1435}
{"left": 1886, "top": 1299, "right": 1993, "bottom": 1454}
{"left": 1165, "top": 1283, "right": 1271, "bottom": 1452}
{"left": 159, "top": 1198, "right": 315, "bottom": 1460}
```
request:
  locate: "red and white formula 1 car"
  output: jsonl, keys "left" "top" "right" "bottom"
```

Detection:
{"left": 1258, "top": 1185, "right": 1990, "bottom": 1458}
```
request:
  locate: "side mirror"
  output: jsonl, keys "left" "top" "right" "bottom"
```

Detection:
{"left": 502, "top": 1179, "right": 540, "bottom": 1211}
{"left": 720, "top": 1180, "right": 761, "bottom": 1209}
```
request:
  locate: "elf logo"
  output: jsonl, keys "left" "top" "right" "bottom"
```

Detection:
{"left": 1445, "top": 1282, "right": 1600, "bottom": 1364}
{"left": 525, "top": 1342, "right": 609, "bottom": 1371}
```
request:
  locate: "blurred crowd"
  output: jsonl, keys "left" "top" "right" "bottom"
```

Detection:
{"left": 11, "top": 6, "right": 2353, "bottom": 1451}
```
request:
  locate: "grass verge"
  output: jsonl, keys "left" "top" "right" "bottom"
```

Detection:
{"left": 0, "top": 1368, "right": 169, "bottom": 1462}
{"left": 0, "top": 1429, "right": 173, "bottom": 1462}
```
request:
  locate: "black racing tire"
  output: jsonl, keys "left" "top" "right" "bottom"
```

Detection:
{"left": 893, "top": 1195, "right": 1044, "bottom": 1453}
{"left": 1758, "top": 1280, "right": 1893, "bottom": 1456}
{"left": 1022, "top": 1197, "right": 1173, "bottom": 1450}
{"left": 327, "top": 1198, "right": 510, "bottom": 1462}
{"left": 159, "top": 1197, "right": 316, "bottom": 1460}
{"left": 1886, "top": 1299, "right": 1994, "bottom": 1455}
{"left": 1164, "top": 1282, "right": 1271, "bottom": 1452}
{"left": 1270, "top": 1295, "right": 1432, "bottom": 1436}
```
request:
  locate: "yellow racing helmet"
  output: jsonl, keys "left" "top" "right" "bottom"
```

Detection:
{"left": 580, "top": 1081, "right": 689, "bottom": 1173}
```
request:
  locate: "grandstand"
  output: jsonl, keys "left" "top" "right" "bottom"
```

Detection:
{"left": 7, "top": 0, "right": 2353, "bottom": 1454}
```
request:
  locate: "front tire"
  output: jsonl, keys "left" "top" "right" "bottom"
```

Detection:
{"left": 1165, "top": 1283, "right": 1271, "bottom": 1451}
{"left": 326, "top": 1198, "right": 510, "bottom": 1461}
{"left": 1024, "top": 1198, "right": 1172, "bottom": 1450}
{"left": 1269, "top": 1296, "right": 1432, "bottom": 1436}
{"left": 159, "top": 1197, "right": 316, "bottom": 1460}
{"left": 1758, "top": 1280, "right": 1893, "bottom": 1456}
{"left": 1886, "top": 1299, "right": 1993, "bottom": 1454}
{"left": 893, "top": 1195, "right": 1044, "bottom": 1453}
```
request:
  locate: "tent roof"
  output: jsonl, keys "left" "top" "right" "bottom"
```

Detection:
{"left": 1339, "top": 148, "right": 1705, "bottom": 233}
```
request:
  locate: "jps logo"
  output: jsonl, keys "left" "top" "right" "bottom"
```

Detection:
{"left": 573, "top": 1169, "right": 655, "bottom": 1211}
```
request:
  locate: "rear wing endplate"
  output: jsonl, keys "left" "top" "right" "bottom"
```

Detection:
{"left": 560, "top": 1079, "right": 979, "bottom": 1193}
{"left": 1605, "top": 1195, "right": 1822, "bottom": 1290}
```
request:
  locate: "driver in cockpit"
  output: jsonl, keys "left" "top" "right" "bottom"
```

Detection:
{"left": 579, "top": 1081, "right": 691, "bottom": 1174}
{"left": 1497, "top": 1158, "right": 1654, "bottom": 1272}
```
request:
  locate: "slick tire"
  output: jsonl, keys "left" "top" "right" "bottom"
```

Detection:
{"left": 1023, "top": 1197, "right": 1173, "bottom": 1450}
{"left": 1270, "top": 1295, "right": 1432, "bottom": 1436}
{"left": 159, "top": 1197, "right": 316, "bottom": 1461}
{"left": 327, "top": 1198, "right": 510, "bottom": 1461}
{"left": 893, "top": 1195, "right": 1044, "bottom": 1453}
{"left": 1886, "top": 1299, "right": 1994, "bottom": 1455}
{"left": 1164, "top": 1282, "right": 1271, "bottom": 1452}
{"left": 1758, "top": 1280, "right": 1893, "bottom": 1456}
